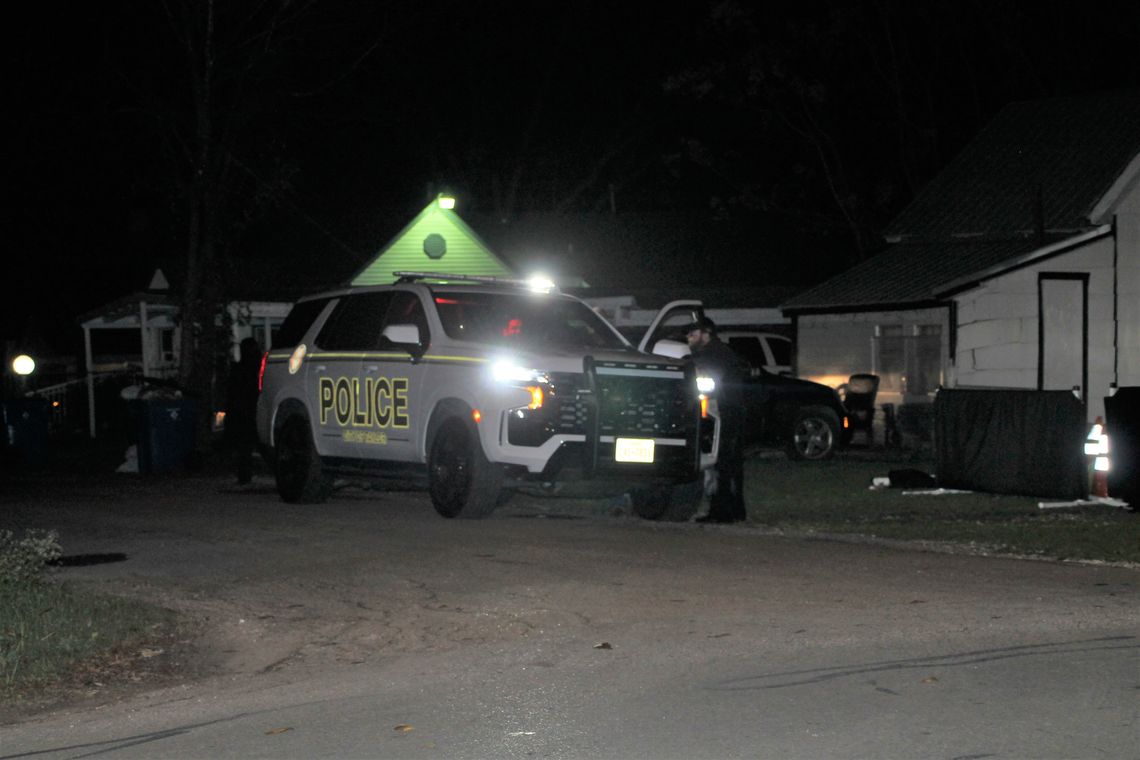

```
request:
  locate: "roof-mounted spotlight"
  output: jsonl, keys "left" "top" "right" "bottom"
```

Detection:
{"left": 437, "top": 194, "right": 456, "bottom": 210}
{"left": 526, "top": 273, "right": 556, "bottom": 293}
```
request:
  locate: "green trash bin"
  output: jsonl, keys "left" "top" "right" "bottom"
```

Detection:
{"left": 129, "top": 398, "right": 198, "bottom": 474}
{"left": 2, "top": 398, "right": 50, "bottom": 467}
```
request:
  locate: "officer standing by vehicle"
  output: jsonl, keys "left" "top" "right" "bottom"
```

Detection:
{"left": 686, "top": 316, "right": 750, "bottom": 523}
{"left": 224, "top": 337, "right": 262, "bottom": 485}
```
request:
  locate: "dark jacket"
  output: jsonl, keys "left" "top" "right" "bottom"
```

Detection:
{"left": 690, "top": 336, "right": 749, "bottom": 411}
{"left": 224, "top": 338, "right": 262, "bottom": 446}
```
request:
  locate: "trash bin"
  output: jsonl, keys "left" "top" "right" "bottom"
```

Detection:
{"left": 2, "top": 398, "right": 50, "bottom": 467}
{"left": 128, "top": 398, "right": 198, "bottom": 474}
{"left": 1104, "top": 387, "right": 1139, "bottom": 509}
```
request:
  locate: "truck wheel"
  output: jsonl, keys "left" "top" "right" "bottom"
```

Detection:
{"left": 429, "top": 417, "right": 503, "bottom": 518}
{"left": 786, "top": 407, "right": 840, "bottom": 461}
{"left": 275, "top": 416, "right": 332, "bottom": 503}
{"left": 630, "top": 480, "right": 703, "bottom": 522}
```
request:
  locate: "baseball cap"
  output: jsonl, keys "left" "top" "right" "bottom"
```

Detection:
{"left": 684, "top": 316, "right": 717, "bottom": 333}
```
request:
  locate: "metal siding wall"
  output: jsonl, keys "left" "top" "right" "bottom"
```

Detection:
{"left": 1115, "top": 188, "right": 1140, "bottom": 388}
{"left": 953, "top": 237, "right": 1117, "bottom": 419}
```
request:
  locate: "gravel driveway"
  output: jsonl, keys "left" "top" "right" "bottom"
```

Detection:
{"left": 3, "top": 469, "right": 1137, "bottom": 758}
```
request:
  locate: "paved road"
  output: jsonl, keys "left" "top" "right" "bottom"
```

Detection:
{"left": 1, "top": 472, "right": 1137, "bottom": 759}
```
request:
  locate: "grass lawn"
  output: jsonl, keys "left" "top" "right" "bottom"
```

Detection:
{"left": 743, "top": 450, "right": 1139, "bottom": 564}
{"left": 0, "top": 581, "right": 176, "bottom": 707}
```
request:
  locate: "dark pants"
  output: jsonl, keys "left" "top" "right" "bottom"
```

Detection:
{"left": 709, "top": 412, "right": 746, "bottom": 521}
{"left": 226, "top": 415, "right": 256, "bottom": 485}
{"left": 234, "top": 443, "right": 253, "bottom": 484}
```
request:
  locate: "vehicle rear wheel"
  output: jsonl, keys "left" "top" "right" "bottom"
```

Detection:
{"left": 630, "top": 479, "right": 703, "bottom": 522}
{"left": 786, "top": 407, "right": 840, "bottom": 461}
{"left": 429, "top": 417, "right": 503, "bottom": 518}
{"left": 275, "top": 416, "right": 332, "bottom": 503}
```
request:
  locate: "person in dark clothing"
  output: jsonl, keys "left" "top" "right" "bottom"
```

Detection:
{"left": 225, "top": 337, "right": 262, "bottom": 484}
{"left": 686, "top": 317, "right": 750, "bottom": 523}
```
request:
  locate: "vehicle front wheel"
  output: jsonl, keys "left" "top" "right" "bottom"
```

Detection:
{"left": 786, "top": 408, "right": 840, "bottom": 461}
{"left": 428, "top": 417, "right": 503, "bottom": 518}
{"left": 275, "top": 416, "right": 332, "bottom": 503}
{"left": 629, "top": 479, "right": 703, "bottom": 522}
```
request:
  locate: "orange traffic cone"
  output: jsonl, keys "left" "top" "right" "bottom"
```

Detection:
{"left": 1092, "top": 465, "right": 1109, "bottom": 498}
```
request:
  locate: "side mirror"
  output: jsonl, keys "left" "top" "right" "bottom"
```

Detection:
{"left": 650, "top": 338, "right": 690, "bottom": 360}
{"left": 383, "top": 323, "right": 421, "bottom": 347}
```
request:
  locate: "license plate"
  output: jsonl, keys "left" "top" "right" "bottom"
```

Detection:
{"left": 615, "top": 437, "right": 655, "bottom": 463}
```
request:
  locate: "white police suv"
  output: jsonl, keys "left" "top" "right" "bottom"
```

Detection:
{"left": 257, "top": 273, "right": 720, "bottom": 519}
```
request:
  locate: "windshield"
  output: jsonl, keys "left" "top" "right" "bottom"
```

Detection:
{"left": 433, "top": 291, "right": 627, "bottom": 350}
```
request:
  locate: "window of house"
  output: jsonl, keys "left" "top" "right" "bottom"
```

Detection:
{"left": 874, "top": 324, "right": 941, "bottom": 396}
{"left": 907, "top": 325, "right": 942, "bottom": 396}
{"left": 160, "top": 329, "right": 175, "bottom": 361}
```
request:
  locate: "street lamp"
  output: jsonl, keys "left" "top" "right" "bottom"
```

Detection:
{"left": 11, "top": 354, "right": 35, "bottom": 376}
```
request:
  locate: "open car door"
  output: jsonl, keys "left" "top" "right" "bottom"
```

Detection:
{"left": 637, "top": 300, "right": 705, "bottom": 358}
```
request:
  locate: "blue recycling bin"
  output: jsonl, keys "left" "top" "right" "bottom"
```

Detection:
{"left": 2, "top": 398, "right": 50, "bottom": 467}
{"left": 128, "top": 398, "right": 198, "bottom": 474}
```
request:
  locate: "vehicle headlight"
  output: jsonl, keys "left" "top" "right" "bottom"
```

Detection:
{"left": 491, "top": 360, "right": 549, "bottom": 385}
{"left": 696, "top": 375, "right": 716, "bottom": 394}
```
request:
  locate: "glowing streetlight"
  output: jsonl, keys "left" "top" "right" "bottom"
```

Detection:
{"left": 11, "top": 354, "right": 35, "bottom": 376}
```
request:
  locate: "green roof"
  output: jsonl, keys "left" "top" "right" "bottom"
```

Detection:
{"left": 350, "top": 200, "right": 516, "bottom": 286}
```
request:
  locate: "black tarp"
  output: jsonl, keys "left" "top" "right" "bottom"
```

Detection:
{"left": 1105, "top": 387, "right": 1139, "bottom": 509}
{"left": 934, "top": 389, "right": 1087, "bottom": 499}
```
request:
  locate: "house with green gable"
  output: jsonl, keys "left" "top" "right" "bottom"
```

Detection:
{"left": 350, "top": 195, "right": 517, "bottom": 285}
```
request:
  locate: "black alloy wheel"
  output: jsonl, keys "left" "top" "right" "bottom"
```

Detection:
{"left": 275, "top": 416, "right": 332, "bottom": 503}
{"left": 428, "top": 417, "right": 501, "bottom": 518}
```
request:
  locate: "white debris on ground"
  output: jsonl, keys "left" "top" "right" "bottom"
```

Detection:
{"left": 1038, "top": 496, "right": 1130, "bottom": 510}
{"left": 900, "top": 488, "right": 973, "bottom": 496}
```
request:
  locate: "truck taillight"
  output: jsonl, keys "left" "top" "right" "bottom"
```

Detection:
{"left": 258, "top": 352, "right": 268, "bottom": 392}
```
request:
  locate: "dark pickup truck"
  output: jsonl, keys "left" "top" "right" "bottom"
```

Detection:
{"left": 638, "top": 301, "right": 849, "bottom": 460}
{"left": 737, "top": 364, "right": 850, "bottom": 459}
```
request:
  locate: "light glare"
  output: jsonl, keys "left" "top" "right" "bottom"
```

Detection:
{"left": 526, "top": 273, "right": 555, "bottom": 293}
{"left": 11, "top": 355, "right": 35, "bottom": 376}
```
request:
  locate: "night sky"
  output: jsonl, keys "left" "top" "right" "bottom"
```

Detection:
{"left": 8, "top": 0, "right": 1140, "bottom": 355}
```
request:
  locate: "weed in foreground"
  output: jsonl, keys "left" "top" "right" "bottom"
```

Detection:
{"left": 1, "top": 529, "right": 174, "bottom": 704}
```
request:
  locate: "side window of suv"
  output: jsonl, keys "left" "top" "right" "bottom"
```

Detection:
{"left": 726, "top": 336, "right": 767, "bottom": 371}
{"left": 381, "top": 291, "right": 429, "bottom": 348}
{"left": 316, "top": 292, "right": 394, "bottom": 350}
{"left": 767, "top": 336, "right": 792, "bottom": 368}
{"left": 272, "top": 297, "right": 332, "bottom": 349}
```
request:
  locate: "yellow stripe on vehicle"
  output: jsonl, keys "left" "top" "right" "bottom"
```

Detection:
{"left": 423, "top": 355, "right": 487, "bottom": 363}
{"left": 273, "top": 352, "right": 486, "bottom": 364}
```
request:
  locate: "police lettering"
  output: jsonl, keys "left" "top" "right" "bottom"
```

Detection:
{"left": 319, "top": 376, "right": 409, "bottom": 429}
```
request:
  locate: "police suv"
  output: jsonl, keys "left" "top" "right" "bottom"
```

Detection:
{"left": 257, "top": 273, "right": 720, "bottom": 519}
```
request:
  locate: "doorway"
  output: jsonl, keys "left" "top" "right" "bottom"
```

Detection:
{"left": 1037, "top": 273, "right": 1088, "bottom": 399}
